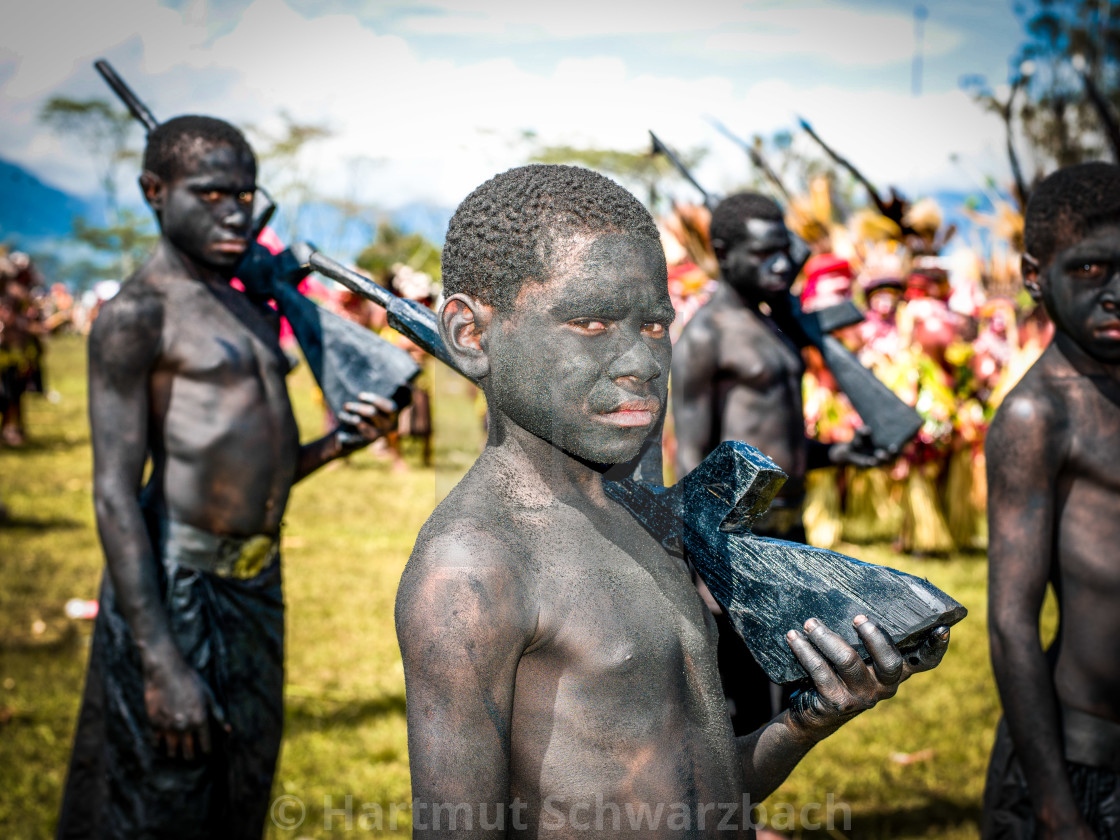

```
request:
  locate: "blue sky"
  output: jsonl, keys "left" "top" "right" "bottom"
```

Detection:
{"left": 1, "top": 0, "right": 1029, "bottom": 213}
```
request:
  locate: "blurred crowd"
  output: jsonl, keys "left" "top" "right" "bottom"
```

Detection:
{"left": 659, "top": 186, "right": 1045, "bottom": 556}
{"left": 4, "top": 182, "right": 1041, "bottom": 551}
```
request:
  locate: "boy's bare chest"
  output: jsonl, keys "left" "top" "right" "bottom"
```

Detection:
{"left": 711, "top": 310, "right": 802, "bottom": 389}
{"left": 159, "top": 283, "right": 288, "bottom": 388}
{"left": 1060, "top": 380, "right": 1120, "bottom": 492}
{"left": 524, "top": 506, "right": 719, "bottom": 679}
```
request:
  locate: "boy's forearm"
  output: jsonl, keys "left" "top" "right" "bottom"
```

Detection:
{"left": 990, "top": 628, "right": 1082, "bottom": 829}
{"left": 95, "top": 487, "right": 180, "bottom": 672}
{"left": 296, "top": 433, "right": 345, "bottom": 481}
{"left": 737, "top": 710, "right": 825, "bottom": 803}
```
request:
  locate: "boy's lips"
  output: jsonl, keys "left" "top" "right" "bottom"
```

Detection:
{"left": 1095, "top": 322, "right": 1120, "bottom": 340}
{"left": 210, "top": 238, "right": 248, "bottom": 255}
{"left": 596, "top": 398, "right": 661, "bottom": 428}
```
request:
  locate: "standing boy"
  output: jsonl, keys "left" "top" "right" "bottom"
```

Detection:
{"left": 397, "top": 165, "right": 948, "bottom": 838}
{"left": 58, "top": 116, "right": 394, "bottom": 839}
{"left": 985, "top": 163, "right": 1120, "bottom": 840}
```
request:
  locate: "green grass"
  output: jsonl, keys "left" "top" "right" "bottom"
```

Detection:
{"left": 0, "top": 334, "right": 1054, "bottom": 839}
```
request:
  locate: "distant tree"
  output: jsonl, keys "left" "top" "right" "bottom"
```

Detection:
{"left": 527, "top": 138, "right": 707, "bottom": 210}
{"left": 964, "top": 0, "right": 1120, "bottom": 205}
{"left": 247, "top": 112, "right": 333, "bottom": 242}
{"left": 39, "top": 97, "right": 156, "bottom": 277}
{"left": 354, "top": 222, "right": 441, "bottom": 287}
{"left": 40, "top": 97, "right": 138, "bottom": 215}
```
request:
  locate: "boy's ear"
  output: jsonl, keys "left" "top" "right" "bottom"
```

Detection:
{"left": 711, "top": 237, "right": 727, "bottom": 264}
{"left": 1021, "top": 253, "right": 1042, "bottom": 301}
{"left": 140, "top": 171, "right": 165, "bottom": 212}
{"left": 439, "top": 293, "right": 493, "bottom": 382}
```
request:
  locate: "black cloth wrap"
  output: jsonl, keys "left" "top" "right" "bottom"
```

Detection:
{"left": 982, "top": 712, "right": 1120, "bottom": 839}
{"left": 57, "top": 512, "right": 285, "bottom": 840}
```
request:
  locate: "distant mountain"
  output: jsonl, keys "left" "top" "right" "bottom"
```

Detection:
{"left": 0, "top": 158, "right": 96, "bottom": 242}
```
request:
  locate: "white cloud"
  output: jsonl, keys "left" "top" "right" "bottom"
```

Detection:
{"left": 401, "top": 0, "right": 961, "bottom": 68}
{"left": 0, "top": 0, "right": 1005, "bottom": 220}
{"left": 702, "top": 4, "right": 960, "bottom": 67}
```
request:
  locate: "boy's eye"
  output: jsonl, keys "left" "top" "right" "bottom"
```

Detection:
{"left": 570, "top": 319, "right": 609, "bottom": 332}
{"left": 1071, "top": 262, "right": 1108, "bottom": 280}
{"left": 642, "top": 322, "right": 667, "bottom": 339}
{"left": 199, "top": 190, "right": 224, "bottom": 203}
{"left": 237, "top": 190, "right": 255, "bottom": 205}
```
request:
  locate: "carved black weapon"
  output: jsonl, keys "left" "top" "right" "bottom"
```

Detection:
{"left": 300, "top": 247, "right": 453, "bottom": 368}
{"left": 94, "top": 59, "right": 420, "bottom": 413}
{"left": 303, "top": 245, "right": 963, "bottom": 683}
{"left": 605, "top": 442, "right": 965, "bottom": 684}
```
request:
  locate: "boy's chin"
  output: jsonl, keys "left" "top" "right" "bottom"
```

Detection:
{"left": 555, "top": 431, "right": 649, "bottom": 469}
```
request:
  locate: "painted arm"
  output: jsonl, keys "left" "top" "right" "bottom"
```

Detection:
{"left": 88, "top": 293, "right": 223, "bottom": 759}
{"left": 672, "top": 318, "right": 718, "bottom": 476}
{"left": 987, "top": 394, "right": 1093, "bottom": 839}
{"left": 395, "top": 527, "right": 538, "bottom": 838}
{"left": 738, "top": 615, "right": 949, "bottom": 801}
{"left": 295, "top": 392, "right": 398, "bottom": 481}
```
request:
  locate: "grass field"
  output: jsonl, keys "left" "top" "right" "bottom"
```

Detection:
{"left": 0, "top": 334, "right": 1054, "bottom": 839}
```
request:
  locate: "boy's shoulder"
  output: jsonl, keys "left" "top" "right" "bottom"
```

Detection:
{"left": 403, "top": 457, "right": 543, "bottom": 593}
{"left": 89, "top": 268, "right": 169, "bottom": 365}
{"left": 397, "top": 465, "right": 543, "bottom": 650}
{"left": 988, "top": 347, "right": 1071, "bottom": 463}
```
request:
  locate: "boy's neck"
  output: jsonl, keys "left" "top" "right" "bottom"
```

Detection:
{"left": 1054, "top": 330, "right": 1120, "bottom": 382}
{"left": 484, "top": 413, "right": 612, "bottom": 509}
{"left": 152, "top": 236, "right": 230, "bottom": 287}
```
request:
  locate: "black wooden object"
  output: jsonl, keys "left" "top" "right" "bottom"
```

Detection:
{"left": 605, "top": 441, "right": 966, "bottom": 685}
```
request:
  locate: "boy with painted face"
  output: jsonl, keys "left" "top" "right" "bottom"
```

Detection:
{"left": 397, "top": 165, "right": 947, "bottom": 838}
{"left": 984, "top": 163, "right": 1120, "bottom": 840}
{"left": 58, "top": 116, "right": 394, "bottom": 839}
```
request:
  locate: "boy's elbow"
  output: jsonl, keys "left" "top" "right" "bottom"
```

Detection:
{"left": 987, "top": 609, "right": 1039, "bottom": 665}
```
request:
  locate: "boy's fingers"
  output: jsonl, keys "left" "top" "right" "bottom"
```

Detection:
{"left": 803, "top": 618, "right": 876, "bottom": 696}
{"left": 905, "top": 626, "right": 951, "bottom": 674}
{"left": 197, "top": 720, "right": 212, "bottom": 755}
{"left": 181, "top": 731, "right": 195, "bottom": 762}
{"left": 343, "top": 402, "right": 378, "bottom": 418}
{"left": 786, "top": 628, "right": 843, "bottom": 699}
{"left": 854, "top": 616, "right": 904, "bottom": 685}
{"left": 358, "top": 392, "right": 397, "bottom": 413}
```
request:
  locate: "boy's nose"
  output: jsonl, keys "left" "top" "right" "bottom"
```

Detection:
{"left": 607, "top": 337, "right": 662, "bottom": 383}
{"left": 222, "top": 203, "right": 249, "bottom": 229}
{"left": 766, "top": 252, "right": 791, "bottom": 276}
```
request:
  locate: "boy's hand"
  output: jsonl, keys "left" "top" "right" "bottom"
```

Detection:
{"left": 335, "top": 392, "right": 398, "bottom": 451}
{"left": 784, "top": 615, "right": 950, "bottom": 739}
{"left": 143, "top": 654, "right": 230, "bottom": 760}
{"left": 829, "top": 427, "right": 897, "bottom": 468}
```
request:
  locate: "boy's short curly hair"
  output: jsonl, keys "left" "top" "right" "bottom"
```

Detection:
{"left": 1025, "top": 162, "right": 1120, "bottom": 266}
{"left": 709, "top": 192, "right": 784, "bottom": 249}
{"left": 441, "top": 164, "right": 662, "bottom": 312}
{"left": 143, "top": 115, "right": 255, "bottom": 181}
